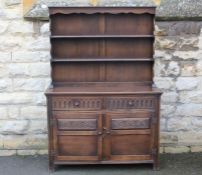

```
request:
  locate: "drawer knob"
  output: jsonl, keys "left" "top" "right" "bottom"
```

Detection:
{"left": 74, "top": 101, "right": 80, "bottom": 107}
{"left": 97, "top": 131, "right": 102, "bottom": 135}
{"left": 128, "top": 101, "right": 134, "bottom": 106}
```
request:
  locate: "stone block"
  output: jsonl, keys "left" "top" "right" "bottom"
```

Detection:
{"left": 0, "top": 64, "right": 9, "bottom": 78}
{"left": 164, "top": 146, "right": 190, "bottom": 154}
{"left": 25, "top": 37, "right": 50, "bottom": 51}
{"left": 153, "top": 59, "right": 166, "bottom": 77}
{"left": 181, "top": 62, "right": 197, "bottom": 76}
{"left": 161, "top": 92, "right": 178, "bottom": 103}
{"left": 176, "top": 104, "right": 202, "bottom": 117}
{"left": 17, "top": 149, "right": 48, "bottom": 155}
{"left": 191, "top": 117, "right": 202, "bottom": 130}
{"left": 0, "top": 120, "right": 29, "bottom": 134}
{"left": 160, "top": 132, "right": 178, "bottom": 144}
{"left": 40, "top": 22, "right": 50, "bottom": 35}
{"left": 28, "top": 63, "right": 50, "bottom": 77}
{"left": 0, "top": 135, "right": 3, "bottom": 149}
{"left": 9, "top": 20, "right": 34, "bottom": 34}
{"left": 161, "top": 105, "right": 176, "bottom": 118}
{"left": 167, "top": 117, "right": 191, "bottom": 131}
{"left": 0, "top": 20, "right": 9, "bottom": 34}
{"left": 28, "top": 120, "right": 47, "bottom": 134}
{"left": 0, "top": 107, "right": 8, "bottom": 119}
{"left": 154, "top": 77, "right": 175, "bottom": 90}
{"left": 178, "top": 132, "right": 202, "bottom": 145}
{"left": 13, "top": 78, "right": 46, "bottom": 91}
{"left": 3, "top": 134, "right": 48, "bottom": 149}
{"left": 155, "top": 25, "right": 167, "bottom": 36}
{"left": 0, "top": 36, "right": 23, "bottom": 51}
{"left": 0, "top": 150, "right": 16, "bottom": 156}
{"left": 8, "top": 106, "right": 19, "bottom": 119}
{"left": 0, "top": 52, "right": 11, "bottom": 62}
{"left": 173, "top": 51, "right": 198, "bottom": 60}
{"left": 0, "top": 79, "right": 12, "bottom": 92}
{"left": 159, "top": 147, "right": 164, "bottom": 154}
{"left": 166, "top": 61, "right": 180, "bottom": 76}
{"left": 191, "top": 146, "right": 202, "bottom": 153}
{"left": 160, "top": 118, "right": 167, "bottom": 131}
{"left": 196, "top": 60, "right": 202, "bottom": 76}
{"left": 179, "top": 91, "right": 202, "bottom": 104}
{"left": 178, "top": 37, "right": 199, "bottom": 50}
{"left": 34, "top": 92, "right": 47, "bottom": 105}
{"left": 8, "top": 63, "right": 29, "bottom": 77}
{"left": 36, "top": 149, "right": 48, "bottom": 155}
{"left": 17, "top": 150, "right": 38, "bottom": 156}
{"left": 20, "top": 106, "right": 47, "bottom": 119}
{"left": 3, "top": 5, "right": 23, "bottom": 19}
{"left": 154, "top": 50, "right": 172, "bottom": 60}
{"left": 176, "top": 77, "right": 198, "bottom": 90}
{"left": 12, "top": 51, "right": 50, "bottom": 62}
{"left": 5, "top": 0, "right": 21, "bottom": 6}
{"left": 0, "top": 93, "right": 34, "bottom": 105}
{"left": 155, "top": 37, "right": 176, "bottom": 50}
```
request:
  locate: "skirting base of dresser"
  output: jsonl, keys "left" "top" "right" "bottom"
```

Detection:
{"left": 50, "top": 160, "right": 160, "bottom": 172}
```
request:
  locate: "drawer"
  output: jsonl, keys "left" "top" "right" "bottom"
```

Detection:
{"left": 106, "top": 97, "right": 155, "bottom": 110}
{"left": 52, "top": 96, "right": 102, "bottom": 110}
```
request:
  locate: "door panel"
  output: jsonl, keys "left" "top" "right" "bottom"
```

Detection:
{"left": 53, "top": 113, "right": 103, "bottom": 161}
{"left": 104, "top": 113, "right": 154, "bottom": 161}
{"left": 111, "top": 134, "right": 151, "bottom": 155}
{"left": 58, "top": 135, "right": 98, "bottom": 156}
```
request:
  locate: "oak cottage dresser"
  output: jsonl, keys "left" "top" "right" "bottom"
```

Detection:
{"left": 45, "top": 6, "right": 162, "bottom": 171}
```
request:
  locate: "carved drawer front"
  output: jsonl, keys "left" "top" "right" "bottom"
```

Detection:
{"left": 52, "top": 96, "right": 102, "bottom": 110}
{"left": 107, "top": 97, "right": 155, "bottom": 110}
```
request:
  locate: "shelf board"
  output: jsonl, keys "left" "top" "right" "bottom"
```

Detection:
{"left": 51, "top": 35, "right": 154, "bottom": 39}
{"left": 51, "top": 58, "right": 154, "bottom": 62}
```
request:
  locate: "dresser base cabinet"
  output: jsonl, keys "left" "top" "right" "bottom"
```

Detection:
{"left": 46, "top": 93, "right": 161, "bottom": 171}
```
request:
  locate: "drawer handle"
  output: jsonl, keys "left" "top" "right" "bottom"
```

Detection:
{"left": 74, "top": 101, "right": 80, "bottom": 107}
{"left": 103, "top": 127, "right": 110, "bottom": 134}
{"left": 97, "top": 131, "right": 102, "bottom": 135}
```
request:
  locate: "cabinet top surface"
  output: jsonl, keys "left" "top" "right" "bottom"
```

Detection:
{"left": 45, "top": 83, "right": 161, "bottom": 95}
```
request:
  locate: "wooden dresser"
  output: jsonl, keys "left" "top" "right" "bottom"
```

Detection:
{"left": 45, "top": 7, "right": 162, "bottom": 171}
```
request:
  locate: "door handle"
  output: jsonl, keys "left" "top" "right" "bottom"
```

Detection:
{"left": 97, "top": 131, "right": 102, "bottom": 135}
{"left": 103, "top": 127, "right": 110, "bottom": 134}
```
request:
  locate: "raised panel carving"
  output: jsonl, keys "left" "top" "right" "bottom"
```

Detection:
{"left": 57, "top": 118, "right": 97, "bottom": 130}
{"left": 111, "top": 118, "right": 150, "bottom": 129}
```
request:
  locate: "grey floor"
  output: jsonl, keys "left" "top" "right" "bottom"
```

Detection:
{"left": 0, "top": 153, "right": 202, "bottom": 175}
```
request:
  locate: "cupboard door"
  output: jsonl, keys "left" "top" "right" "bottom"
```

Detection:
{"left": 53, "top": 112, "right": 103, "bottom": 161}
{"left": 103, "top": 112, "right": 154, "bottom": 161}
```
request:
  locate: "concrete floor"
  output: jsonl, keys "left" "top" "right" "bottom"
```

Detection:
{"left": 0, "top": 153, "right": 202, "bottom": 175}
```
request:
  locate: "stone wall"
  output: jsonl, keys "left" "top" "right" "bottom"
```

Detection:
{"left": 0, "top": 0, "right": 202, "bottom": 155}
{"left": 155, "top": 22, "right": 202, "bottom": 153}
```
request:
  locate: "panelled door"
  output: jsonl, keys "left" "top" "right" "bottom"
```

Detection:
{"left": 103, "top": 112, "right": 154, "bottom": 162}
{"left": 53, "top": 112, "right": 103, "bottom": 161}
